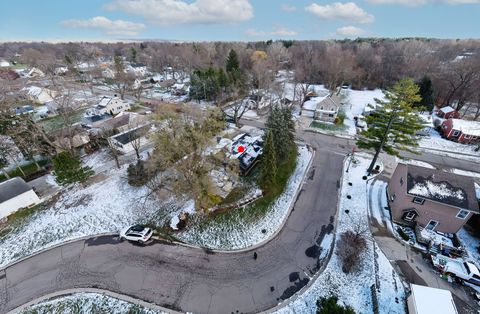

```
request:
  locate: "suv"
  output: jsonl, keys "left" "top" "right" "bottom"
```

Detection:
{"left": 119, "top": 225, "right": 153, "bottom": 243}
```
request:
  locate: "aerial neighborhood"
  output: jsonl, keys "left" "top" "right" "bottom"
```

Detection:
{"left": 1, "top": 2, "right": 480, "bottom": 313}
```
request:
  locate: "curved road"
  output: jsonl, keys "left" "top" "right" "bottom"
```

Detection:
{"left": 0, "top": 144, "right": 344, "bottom": 314}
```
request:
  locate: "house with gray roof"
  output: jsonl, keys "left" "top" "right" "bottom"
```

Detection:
{"left": 0, "top": 177, "right": 41, "bottom": 220}
{"left": 387, "top": 163, "right": 479, "bottom": 234}
{"left": 314, "top": 94, "right": 342, "bottom": 123}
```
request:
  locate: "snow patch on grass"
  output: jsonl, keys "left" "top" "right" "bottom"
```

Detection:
{"left": 19, "top": 293, "right": 164, "bottom": 314}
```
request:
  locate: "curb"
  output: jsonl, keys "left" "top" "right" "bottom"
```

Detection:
{"left": 6, "top": 288, "right": 182, "bottom": 314}
{"left": 304, "top": 128, "right": 357, "bottom": 140}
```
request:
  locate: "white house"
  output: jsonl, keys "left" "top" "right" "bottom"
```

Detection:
{"left": 108, "top": 124, "right": 152, "bottom": 154}
{"left": 0, "top": 177, "right": 41, "bottom": 220}
{"left": 127, "top": 63, "right": 148, "bottom": 77}
{"left": 27, "top": 67, "right": 45, "bottom": 78}
{"left": 0, "top": 59, "right": 10, "bottom": 67}
{"left": 93, "top": 96, "right": 131, "bottom": 116}
{"left": 314, "top": 94, "right": 342, "bottom": 123}
{"left": 407, "top": 284, "right": 458, "bottom": 314}
{"left": 22, "top": 86, "right": 57, "bottom": 104}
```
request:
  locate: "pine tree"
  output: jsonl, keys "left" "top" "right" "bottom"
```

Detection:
{"left": 52, "top": 151, "right": 94, "bottom": 186}
{"left": 316, "top": 296, "right": 355, "bottom": 314}
{"left": 357, "top": 78, "right": 425, "bottom": 174}
{"left": 226, "top": 49, "right": 240, "bottom": 73}
{"left": 266, "top": 106, "right": 296, "bottom": 163}
{"left": 415, "top": 75, "right": 434, "bottom": 111}
{"left": 260, "top": 130, "right": 277, "bottom": 188}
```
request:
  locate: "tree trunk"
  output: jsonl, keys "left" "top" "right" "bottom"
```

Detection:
{"left": 367, "top": 107, "right": 398, "bottom": 174}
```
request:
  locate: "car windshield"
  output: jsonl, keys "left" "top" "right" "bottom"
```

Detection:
{"left": 129, "top": 225, "right": 145, "bottom": 232}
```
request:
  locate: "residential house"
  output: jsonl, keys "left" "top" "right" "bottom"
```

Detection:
{"left": 441, "top": 119, "right": 480, "bottom": 145}
{"left": 27, "top": 67, "right": 45, "bottom": 78}
{"left": 102, "top": 68, "right": 115, "bottom": 79}
{"left": 314, "top": 94, "right": 342, "bottom": 123}
{"left": 0, "top": 59, "right": 10, "bottom": 67}
{"left": 127, "top": 63, "right": 148, "bottom": 77}
{"left": 0, "top": 69, "right": 20, "bottom": 80}
{"left": 437, "top": 106, "right": 460, "bottom": 119}
{"left": 22, "top": 86, "right": 57, "bottom": 104}
{"left": 108, "top": 124, "right": 152, "bottom": 155}
{"left": 0, "top": 177, "right": 41, "bottom": 221}
{"left": 407, "top": 284, "right": 458, "bottom": 314}
{"left": 387, "top": 164, "right": 479, "bottom": 234}
{"left": 54, "top": 65, "right": 68, "bottom": 75}
{"left": 231, "top": 133, "right": 263, "bottom": 175}
{"left": 87, "top": 96, "right": 131, "bottom": 116}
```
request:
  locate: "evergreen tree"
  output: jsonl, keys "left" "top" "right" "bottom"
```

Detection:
{"left": 415, "top": 75, "right": 434, "bottom": 111}
{"left": 226, "top": 49, "right": 240, "bottom": 73}
{"left": 260, "top": 130, "right": 277, "bottom": 188}
{"left": 266, "top": 106, "right": 296, "bottom": 162}
{"left": 52, "top": 151, "right": 94, "bottom": 186}
{"left": 130, "top": 47, "right": 137, "bottom": 63}
{"left": 357, "top": 78, "right": 425, "bottom": 173}
{"left": 316, "top": 296, "right": 355, "bottom": 314}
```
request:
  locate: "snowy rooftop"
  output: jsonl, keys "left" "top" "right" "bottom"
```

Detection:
{"left": 450, "top": 119, "right": 480, "bottom": 137}
{"left": 440, "top": 106, "right": 455, "bottom": 114}
{"left": 405, "top": 164, "right": 479, "bottom": 211}
{"left": 409, "top": 284, "right": 457, "bottom": 314}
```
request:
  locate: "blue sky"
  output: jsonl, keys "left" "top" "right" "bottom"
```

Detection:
{"left": 0, "top": 0, "right": 479, "bottom": 42}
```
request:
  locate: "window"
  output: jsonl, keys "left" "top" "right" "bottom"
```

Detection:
{"left": 400, "top": 177, "right": 404, "bottom": 186}
{"left": 390, "top": 193, "right": 396, "bottom": 202}
{"left": 413, "top": 197, "right": 425, "bottom": 205}
{"left": 425, "top": 220, "right": 439, "bottom": 231}
{"left": 456, "top": 210, "right": 469, "bottom": 219}
{"left": 404, "top": 211, "right": 417, "bottom": 222}
{"left": 464, "top": 134, "right": 471, "bottom": 139}
{"left": 452, "top": 130, "right": 461, "bottom": 137}
{"left": 328, "top": 113, "right": 334, "bottom": 117}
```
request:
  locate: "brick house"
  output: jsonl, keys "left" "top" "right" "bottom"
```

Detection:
{"left": 441, "top": 118, "right": 480, "bottom": 145}
{"left": 387, "top": 164, "right": 479, "bottom": 234}
{"left": 436, "top": 106, "right": 460, "bottom": 119}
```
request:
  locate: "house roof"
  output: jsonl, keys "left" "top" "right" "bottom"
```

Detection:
{"left": 112, "top": 124, "right": 151, "bottom": 145}
{"left": 316, "top": 94, "right": 341, "bottom": 111}
{"left": 409, "top": 284, "right": 457, "bottom": 314}
{"left": 450, "top": 119, "right": 480, "bottom": 137}
{"left": 0, "top": 177, "right": 33, "bottom": 203}
{"left": 406, "top": 164, "right": 479, "bottom": 212}
{"left": 440, "top": 106, "right": 456, "bottom": 114}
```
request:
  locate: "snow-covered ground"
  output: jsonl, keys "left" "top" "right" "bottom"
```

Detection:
{"left": 19, "top": 293, "right": 164, "bottom": 314}
{"left": 458, "top": 228, "right": 480, "bottom": 263}
{"left": 0, "top": 165, "right": 183, "bottom": 268}
{"left": 175, "top": 145, "right": 312, "bottom": 250}
{"left": 343, "top": 89, "right": 386, "bottom": 135}
{"left": 275, "top": 154, "right": 406, "bottom": 314}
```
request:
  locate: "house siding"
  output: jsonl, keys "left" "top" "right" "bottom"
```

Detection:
{"left": 387, "top": 164, "right": 471, "bottom": 234}
{"left": 0, "top": 190, "right": 41, "bottom": 220}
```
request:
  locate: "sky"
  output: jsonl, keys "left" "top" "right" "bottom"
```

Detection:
{"left": 0, "top": 0, "right": 479, "bottom": 42}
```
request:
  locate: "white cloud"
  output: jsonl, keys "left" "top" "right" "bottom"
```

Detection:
{"left": 61, "top": 16, "right": 145, "bottom": 36}
{"left": 305, "top": 2, "right": 374, "bottom": 24}
{"left": 281, "top": 4, "right": 297, "bottom": 11}
{"left": 366, "top": 0, "right": 479, "bottom": 5}
{"left": 105, "top": 0, "right": 254, "bottom": 25}
{"left": 336, "top": 25, "right": 365, "bottom": 37}
{"left": 246, "top": 27, "right": 298, "bottom": 37}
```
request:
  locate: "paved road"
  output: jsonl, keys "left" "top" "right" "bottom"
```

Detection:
{"left": 0, "top": 142, "right": 344, "bottom": 314}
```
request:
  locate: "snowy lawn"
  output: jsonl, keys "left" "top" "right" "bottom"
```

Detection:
{"left": 275, "top": 154, "right": 406, "bottom": 314}
{"left": 19, "top": 293, "right": 164, "bottom": 314}
{"left": 175, "top": 145, "right": 312, "bottom": 250}
{"left": 0, "top": 165, "right": 183, "bottom": 268}
{"left": 343, "top": 89, "right": 386, "bottom": 135}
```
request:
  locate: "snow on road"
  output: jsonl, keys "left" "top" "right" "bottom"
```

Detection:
{"left": 175, "top": 145, "right": 312, "bottom": 250}
{"left": 275, "top": 154, "right": 406, "bottom": 314}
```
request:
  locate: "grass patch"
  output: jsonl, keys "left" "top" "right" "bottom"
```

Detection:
{"left": 310, "top": 121, "right": 347, "bottom": 131}
{"left": 0, "top": 159, "right": 50, "bottom": 183}
{"left": 0, "top": 203, "right": 45, "bottom": 241}
{"left": 39, "top": 108, "right": 87, "bottom": 132}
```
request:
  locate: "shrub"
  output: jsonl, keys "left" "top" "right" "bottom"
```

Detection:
{"left": 316, "top": 296, "right": 355, "bottom": 314}
{"left": 127, "top": 160, "right": 150, "bottom": 187}
{"left": 397, "top": 227, "right": 410, "bottom": 241}
{"left": 334, "top": 109, "right": 346, "bottom": 125}
{"left": 336, "top": 230, "right": 367, "bottom": 273}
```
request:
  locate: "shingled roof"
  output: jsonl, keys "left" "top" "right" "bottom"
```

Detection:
{"left": 406, "top": 165, "right": 479, "bottom": 212}
{"left": 0, "top": 177, "right": 32, "bottom": 203}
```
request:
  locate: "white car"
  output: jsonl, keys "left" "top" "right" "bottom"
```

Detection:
{"left": 119, "top": 225, "right": 153, "bottom": 243}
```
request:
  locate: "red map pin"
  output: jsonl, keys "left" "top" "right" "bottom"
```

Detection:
{"left": 237, "top": 145, "right": 245, "bottom": 153}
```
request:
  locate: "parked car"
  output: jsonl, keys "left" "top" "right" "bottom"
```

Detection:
{"left": 354, "top": 115, "right": 367, "bottom": 129}
{"left": 119, "top": 225, "right": 153, "bottom": 243}
{"left": 432, "top": 254, "right": 480, "bottom": 286}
